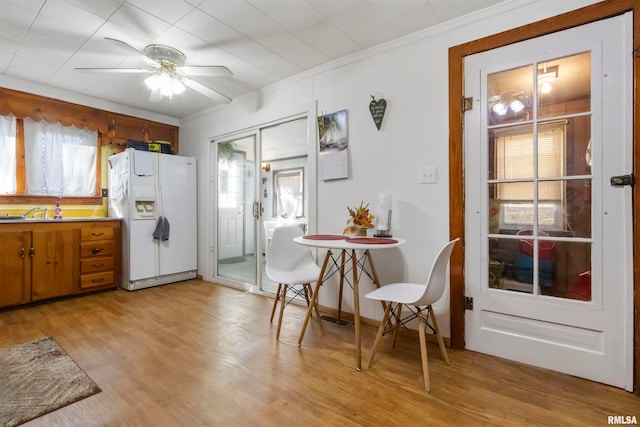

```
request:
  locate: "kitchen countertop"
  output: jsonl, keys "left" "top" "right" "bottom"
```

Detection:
{"left": 0, "top": 217, "right": 122, "bottom": 224}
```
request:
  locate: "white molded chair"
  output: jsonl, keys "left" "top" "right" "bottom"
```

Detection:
{"left": 266, "top": 225, "right": 321, "bottom": 340}
{"left": 365, "top": 238, "right": 459, "bottom": 392}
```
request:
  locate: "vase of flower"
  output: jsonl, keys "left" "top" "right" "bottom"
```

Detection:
{"left": 343, "top": 202, "right": 374, "bottom": 236}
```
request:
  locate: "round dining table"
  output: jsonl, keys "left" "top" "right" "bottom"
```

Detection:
{"left": 294, "top": 234, "right": 406, "bottom": 371}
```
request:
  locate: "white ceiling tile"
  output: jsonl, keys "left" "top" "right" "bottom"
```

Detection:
{"left": 175, "top": 8, "right": 239, "bottom": 46}
{"left": 0, "top": 20, "right": 29, "bottom": 44}
{"left": 1, "top": 1, "right": 40, "bottom": 29}
{"left": 349, "top": 25, "right": 395, "bottom": 50}
{"left": 63, "top": 0, "right": 125, "bottom": 19}
{"left": 109, "top": 2, "right": 172, "bottom": 39}
{"left": 385, "top": 6, "right": 440, "bottom": 37}
{"left": 306, "top": 0, "right": 360, "bottom": 19}
{"left": 7, "top": 53, "right": 62, "bottom": 82}
{"left": 126, "top": 0, "right": 196, "bottom": 24}
{"left": 31, "top": 2, "right": 104, "bottom": 46}
{"left": 329, "top": 2, "right": 387, "bottom": 40}
{"left": 369, "top": 0, "right": 431, "bottom": 22}
{"left": 249, "top": 0, "right": 323, "bottom": 32}
{"left": 259, "top": 32, "right": 327, "bottom": 69}
{"left": 295, "top": 20, "right": 360, "bottom": 60}
{"left": 429, "top": 0, "right": 491, "bottom": 22}
{"left": 198, "top": 0, "right": 265, "bottom": 29}
{"left": 7, "top": 0, "right": 45, "bottom": 13}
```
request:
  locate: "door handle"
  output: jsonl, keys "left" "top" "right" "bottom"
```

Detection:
{"left": 610, "top": 174, "right": 634, "bottom": 187}
{"left": 252, "top": 201, "right": 261, "bottom": 219}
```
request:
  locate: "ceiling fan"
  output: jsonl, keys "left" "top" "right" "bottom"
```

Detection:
{"left": 74, "top": 37, "right": 232, "bottom": 104}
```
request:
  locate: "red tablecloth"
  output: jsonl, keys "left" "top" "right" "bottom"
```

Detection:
{"left": 303, "top": 234, "right": 349, "bottom": 240}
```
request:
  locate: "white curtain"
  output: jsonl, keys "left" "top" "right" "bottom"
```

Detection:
{"left": 274, "top": 170, "right": 302, "bottom": 218}
{"left": 0, "top": 115, "right": 17, "bottom": 194}
{"left": 23, "top": 118, "right": 98, "bottom": 197}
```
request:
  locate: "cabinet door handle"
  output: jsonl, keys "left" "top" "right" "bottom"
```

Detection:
{"left": 91, "top": 263, "right": 104, "bottom": 268}
{"left": 91, "top": 278, "right": 105, "bottom": 283}
{"left": 29, "top": 248, "right": 35, "bottom": 258}
{"left": 91, "top": 232, "right": 104, "bottom": 236}
{"left": 19, "top": 248, "right": 25, "bottom": 258}
{"left": 91, "top": 247, "right": 103, "bottom": 254}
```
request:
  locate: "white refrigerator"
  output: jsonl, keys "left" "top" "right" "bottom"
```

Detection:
{"left": 108, "top": 148, "right": 197, "bottom": 291}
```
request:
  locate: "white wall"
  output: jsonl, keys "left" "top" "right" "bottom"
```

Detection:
{"left": 179, "top": 0, "right": 601, "bottom": 337}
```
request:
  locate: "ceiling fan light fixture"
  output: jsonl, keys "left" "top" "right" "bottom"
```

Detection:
{"left": 144, "top": 74, "right": 161, "bottom": 91}
{"left": 169, "top": 77, "right": 185, "bottom": 95}
{"left": 145, "top": 72, "right": 185, "bottom": 97}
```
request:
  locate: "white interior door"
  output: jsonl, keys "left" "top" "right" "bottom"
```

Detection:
{"left": 463, "top": 14, "right": 633, "bottom": 390}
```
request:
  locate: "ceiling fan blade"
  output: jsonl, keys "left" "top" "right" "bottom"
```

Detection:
{"left": 105, "top": 37, "right": 147, "bottom": 57}
{"left": 177, "top": 66, "right": 232, "bottom": 77}
{"left": 74, "top": 67, "right": 153, "bottom": 74}
{"left": 183, "top": 78, "right": 231, "bottom": 104}
{"left": 105, "top": 37, "right": 160, "bottom": 67}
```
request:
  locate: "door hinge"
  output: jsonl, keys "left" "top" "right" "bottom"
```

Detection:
{"left": 465, "top": 296, "right": 473, "bottom": 310}
{"left": 610, "top": 174, "right": 634, "bottom": 187}
{"left": 462, "top": 97, "right": 474, "bottom": 112}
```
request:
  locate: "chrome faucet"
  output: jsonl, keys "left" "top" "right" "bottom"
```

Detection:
{"left": 20, "top": 207, "right": 41, "bottom": 218}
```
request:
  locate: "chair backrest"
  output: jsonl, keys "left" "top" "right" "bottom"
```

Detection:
{"left": 413, "top": 238, "right": 460, "bottom": 306}
{"left": 266, "top": 225, "right": 309, "bottom": 272}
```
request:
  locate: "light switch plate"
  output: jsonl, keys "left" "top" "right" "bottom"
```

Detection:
{"left": 418, "top": 166, "right": 437, "bottom": 184}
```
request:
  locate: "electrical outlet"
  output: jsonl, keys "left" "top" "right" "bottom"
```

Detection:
{"left": 101, "top": 188, "right": 108, "bottom": 197}
{"left": 418, "top": 166, "right": 437, "bottom": 184}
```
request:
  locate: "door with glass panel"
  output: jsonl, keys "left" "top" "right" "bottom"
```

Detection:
{"left": 216, "top": 135, "right": 257, "bottom": 285}
{"left": 464, "top": 15, "right": 633, "bottom": 389}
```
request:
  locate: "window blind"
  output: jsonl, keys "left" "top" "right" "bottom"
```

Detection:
{"left": 495, "top": 124, "right": 564, "bottom": 201}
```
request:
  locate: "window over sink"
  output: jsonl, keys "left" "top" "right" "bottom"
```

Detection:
{"left": 0, "top": 114, "right": 100, "bottom": 202}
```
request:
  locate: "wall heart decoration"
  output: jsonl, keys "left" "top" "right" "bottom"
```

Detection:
{"left": 369, "top": 95, "right": 387, "bottom": 130}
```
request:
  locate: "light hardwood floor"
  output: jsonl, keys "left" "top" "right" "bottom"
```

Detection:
{"left": 0, "top": 279, "right": 637, "bottom": 426}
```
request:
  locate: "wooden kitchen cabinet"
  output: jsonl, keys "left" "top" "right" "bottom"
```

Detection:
{"left": 79, "top": 225, "right": 117, "bottom": 290}
{"left": 108, "top": 115, "right": 178, "bottom": 151}
{"left": 109, "top": 116, "right": 147, "bottom": 144}
{"left": 0, "top": 219, "right": 121, "bottom": 309}
{"left": 148, "top": 122, "right": 177, "bottom": 144}
{"left": 31, "top": 228, "right": 78, "bottom": 301}
{"left": 0, "top": 230, "right": 31, "bottom": 308}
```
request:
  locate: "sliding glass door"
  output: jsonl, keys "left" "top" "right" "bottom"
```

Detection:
{"left": 213, "top": 114, "right": 314, "bottom": 293}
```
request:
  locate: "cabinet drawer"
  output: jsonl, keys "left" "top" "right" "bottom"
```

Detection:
{"left": 81, "top": 227, "right": 114, "bottom": 241}
{"left": 81, "top": 256, "right": 114, "bottom": 274}
{"left": 80, "top": 241, "right": 114, "bottom": 257}
{"left": 80, "top": 271, "right": 114, "bottom": 289}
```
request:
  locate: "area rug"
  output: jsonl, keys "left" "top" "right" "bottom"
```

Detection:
{"left": 0, "top": 336, "right": 101, "bottom": 427}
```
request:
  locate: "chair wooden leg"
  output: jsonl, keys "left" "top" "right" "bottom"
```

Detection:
{"left": 418, "top": 311, "right": 431, "bottom": 392}
{"left": 276, "top": 286, "right": 288, "bottom": 340}
{"left": 391, "top": 303, "right": 403, "bottom": 348}
{"left": 270, "top": 283, "right": 282, "bottom": 323}
{"left": 368, "top": 303, "right": 392, "bottom": 368}
{"left": 428, "top": 305, "right": 450, "bottom": 365}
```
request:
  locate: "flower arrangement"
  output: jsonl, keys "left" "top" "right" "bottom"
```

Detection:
{"left": 343, "top": 201, "right": 375, "bottom": 235}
